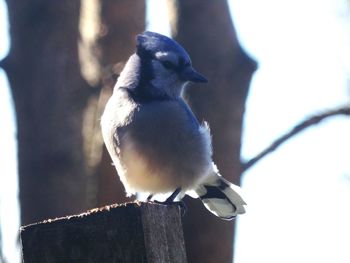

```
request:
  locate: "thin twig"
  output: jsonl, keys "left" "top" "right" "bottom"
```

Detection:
{"left": 241, "top": 106, "right": 350, "bottom": 173}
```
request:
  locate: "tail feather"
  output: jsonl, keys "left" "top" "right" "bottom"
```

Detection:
{"left": 194, "top": 173, "right": 246, "bottom": 220}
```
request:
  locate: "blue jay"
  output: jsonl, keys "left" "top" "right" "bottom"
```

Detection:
{"left": 101, "top": 31, "right": 246, "bottom": 220}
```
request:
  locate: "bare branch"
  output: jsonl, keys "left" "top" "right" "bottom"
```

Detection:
{"left": 241, "top": 106, "right": 350, "bottom": 173}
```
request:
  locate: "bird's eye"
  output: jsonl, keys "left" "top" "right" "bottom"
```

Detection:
{"left": 162, "top": 60, "right": 175, "bottom": 69}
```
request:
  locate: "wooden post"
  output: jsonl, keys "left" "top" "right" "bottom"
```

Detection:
{"left": 20, "top": 202, "right": 187, "bottom": 263}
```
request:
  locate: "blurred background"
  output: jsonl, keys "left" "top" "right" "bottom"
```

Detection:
{"left": 1, "top": 0, "right": 350, "bottom": 262}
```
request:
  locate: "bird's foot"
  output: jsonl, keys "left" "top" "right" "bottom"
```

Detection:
{"left": 148, "top": 188, "right": 186, "bottom": 216}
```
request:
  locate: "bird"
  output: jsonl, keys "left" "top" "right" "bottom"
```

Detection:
{"left": 101, "top": 31, "right": 246, "bottom": 220}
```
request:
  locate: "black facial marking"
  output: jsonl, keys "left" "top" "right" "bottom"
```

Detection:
{"left": 132, "top": 48, "right": 173, "bottom": 103}
{"left": 136, "top": 48, "right": 154, "bottom": 87}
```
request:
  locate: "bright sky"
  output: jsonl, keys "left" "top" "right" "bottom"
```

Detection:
{"left": 0, "top": 1, "right": 21, "bottom": 263}
{"left": 1, "top": 0, "right": 350, "bottom": 262}
{"left": 229, "top": 0, "right": 350, "bottom": 262}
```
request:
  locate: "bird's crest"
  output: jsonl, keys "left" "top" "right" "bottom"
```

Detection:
{"left": 136, "top": 31, "right": 190, "bottom": 62}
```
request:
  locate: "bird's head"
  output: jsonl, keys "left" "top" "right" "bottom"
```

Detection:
{"left": 135, "top": 31, "right": 207, "bottom": 97}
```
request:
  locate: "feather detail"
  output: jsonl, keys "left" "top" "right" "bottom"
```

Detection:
{"left": 193, "top": 168, "right": 246, "bottom": 220}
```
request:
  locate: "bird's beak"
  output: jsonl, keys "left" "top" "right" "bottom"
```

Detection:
{"left": 181, "top": 67, "right": 208, "bottom": 83}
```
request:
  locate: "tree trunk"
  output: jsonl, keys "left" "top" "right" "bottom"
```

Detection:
{"left": 1, "top": 0, "right": 146, "bottom": 226}
{"left": 2, "top": 0, "right": 89, "bottom": 225}
{"left": 168, "top": 0, "right": 257, "bottom": 262}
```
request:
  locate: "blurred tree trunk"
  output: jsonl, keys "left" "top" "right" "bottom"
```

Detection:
{"left": 168, "top": 0, "right": 257, "bottom": 262}
{"left": 1, "top": 0, "right": 146, "bottom": 225}
{"left": 2, "top": 0, "right": 89, "bottom": 225}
